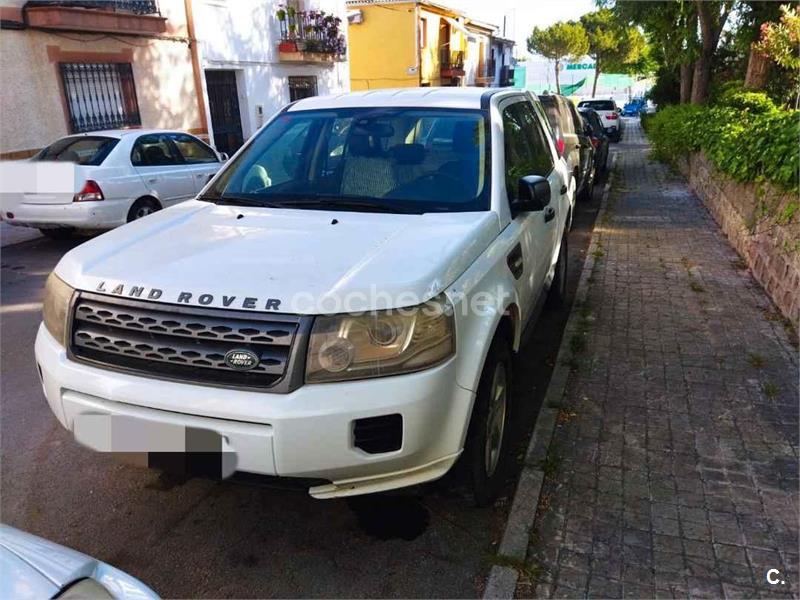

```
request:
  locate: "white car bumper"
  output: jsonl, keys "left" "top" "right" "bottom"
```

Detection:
{"left": 4, "top": 200, "right": 127, "bottom": 230}
{"left": 35, "top": 325, "right": 474, "bottom": 498}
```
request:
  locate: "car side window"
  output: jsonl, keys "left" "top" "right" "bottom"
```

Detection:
{"left": 503, "top": 102, "right": 552, "bottom": 202}
{"left": 170, "top": 134, "right": 218, "bottom": 164}
{"left": 557, "top": 99, "right": 575, "bottom": 135}
{"left": 518, "top": 103, "right": 555, "bottom": 174}
{"left": 131, "top": 134, "right": 182, "bottom": 167}
{"left": 567, "top": 102, "right": 584, "bottom": 134}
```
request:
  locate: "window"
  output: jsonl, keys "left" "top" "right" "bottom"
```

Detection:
{"left": 419, "top": 17, "right": 427, "bottom": 48}
{"left": 207, "top": 108, "right": 489, "bottom": 214}
{"left": 59, "top": 63, "right": 141, "bottom": 133}
{"left": 502, "top": 102, "right": 553, "bottom": 202}
{"left": 288, "top": 76, "right": 318, "bottom": 102}
{"left": 35, "top": 136, "right": 119, "bottom": 166}
{"left": 131, "top": 134, "right": 182, "bottom": 167}
{"left": 567, "top": 101, "right": 584, "bottom": 133}
{"left": 170, "top": 133, "right": 218, "bottom": 164}
{"left": 578, "top": 100, "right": 615, "bottom": 111}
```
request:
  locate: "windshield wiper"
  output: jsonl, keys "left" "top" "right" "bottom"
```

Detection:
{"left": 283, "top": 196, "right": 423, "bottom": 214}
{"left": 200, "top": 195, "right": 284, "bottom": 208}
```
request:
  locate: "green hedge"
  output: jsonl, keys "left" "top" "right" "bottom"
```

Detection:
{"left": 645, "top": 91, "right": 799, "bottom": 191}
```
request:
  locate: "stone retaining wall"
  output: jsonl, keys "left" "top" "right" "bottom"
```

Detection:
{"left": 680, "top": 153, "right": 800, "bottom": 327}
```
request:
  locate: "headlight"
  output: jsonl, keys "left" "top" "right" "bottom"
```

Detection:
{"left": 59, "top": 578, "right": 114, "bottom": 599}
{"left": 42, "top": 272, "right": 74, "bottom": 346}
{"left": 306, "top": 294, "right": 455, "bottom": 383}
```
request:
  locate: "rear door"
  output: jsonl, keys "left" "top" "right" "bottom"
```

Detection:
{"left": 500, "top": 98, "right": 560, "bottom": 323}
{"left": 168, "top": 133, "right": 222, "bottom": 193}
{"left": 556, "top": 97, "right": 581, "bottom": 185}
{"left": 567, "top": 102, "right": 593, "bottom": 183}
{"left": 131, "top": 133, "right": 194, "bottom": 206}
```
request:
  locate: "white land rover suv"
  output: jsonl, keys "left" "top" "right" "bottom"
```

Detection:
{"left": 36, "top": 88, "right": 572, "bottom": 504}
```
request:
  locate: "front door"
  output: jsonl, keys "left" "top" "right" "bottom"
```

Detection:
{"left": 205, "top": 70, "right": 244, "bottom": 156}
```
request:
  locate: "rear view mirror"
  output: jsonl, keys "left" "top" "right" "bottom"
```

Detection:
{"left": 512, "top": 175, "right": 550, "bottom": 215}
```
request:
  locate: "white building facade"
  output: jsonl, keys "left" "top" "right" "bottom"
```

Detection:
{"left": 192, "top": 0, "right": 351, "bottom": 155}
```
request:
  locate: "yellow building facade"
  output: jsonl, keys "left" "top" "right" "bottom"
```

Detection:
{"left": 346, "top": 0, "right": 480, "bottom": 90}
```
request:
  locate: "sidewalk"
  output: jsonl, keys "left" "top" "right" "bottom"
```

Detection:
{"left": 523, "top": 121, "right": 799, "bottom": 599}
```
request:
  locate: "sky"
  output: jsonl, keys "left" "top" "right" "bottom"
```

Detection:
{"left": 454, "top": 0, "right": 596, "bottom": 57}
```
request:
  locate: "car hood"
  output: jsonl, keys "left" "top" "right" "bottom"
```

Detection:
{"left": 56, "top": 200, "right": 500, "bottom": 314}
{"left": 0, "top": 525, "right": 157, "bottom": 599}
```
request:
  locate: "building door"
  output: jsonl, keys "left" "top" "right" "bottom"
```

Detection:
{"left": 205, "top": 70, "right": 244, "bottom": 155}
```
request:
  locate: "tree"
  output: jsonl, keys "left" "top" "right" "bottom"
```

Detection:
{"left": 606, "top": 1, "right": 698, "bottom": 103}
{"left": 755, "top": 4, "right": 800, "bottom": 105}
{"left": 691, "top": 0, "right": 734, "bottom": 104}
{"left": 581, "top": 9, "right": 646, "bottom": 97}
{"left": 527, "top": 21, "right": 589, "bottom": 94}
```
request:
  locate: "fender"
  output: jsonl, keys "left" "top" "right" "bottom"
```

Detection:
{"left": 445, "top": 222, "right": 524, "bottom": 395}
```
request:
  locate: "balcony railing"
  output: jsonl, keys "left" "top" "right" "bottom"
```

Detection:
{"left": 439, "top": 49, "right": 465, "bottom": 71}
{"left": 26, "top": 0, "right": 160, "bottom": 15}
{"left": 24, "top": 0, "right": 166, "bottom": 35}
{"left": 276, "top": 8, "right": 346, "bottom": 60}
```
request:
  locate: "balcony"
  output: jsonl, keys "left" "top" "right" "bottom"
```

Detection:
{"left": 276, "top": 8, "right": 346, "bottom": 66}
{"left": 439, "top": 49, "right": 465, "bottom": 78}
{"left": 25, "top": 1, "right": 166, "bottom": 36}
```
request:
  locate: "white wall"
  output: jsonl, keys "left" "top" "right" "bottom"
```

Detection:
{"left": 193, "top": 0, "right": 350, "bottom": 144}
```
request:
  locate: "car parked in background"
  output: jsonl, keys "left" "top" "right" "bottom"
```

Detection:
{"left": 539, "top": 93, "right": 594, "bottom": 203}
{"left": 577, "top": 98, "right": 623, "bottom": 142}
{"left": 578, "top": 107, "right": 609, "bottom": 177}
{"left": 1, "top": 129, "right": 226, "bottom": 238}
{"left": 0, "top": 524, "right": 157, "bottom": 599}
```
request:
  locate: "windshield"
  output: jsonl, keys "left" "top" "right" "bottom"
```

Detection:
{"left": 205, "top": 108, "right": 490, "bottom": 214}
{"left": 578, "top": 100, "right": 615, "bottom": 111}
{"left": 35, "top": 136, "right": 118, "bottom": 165}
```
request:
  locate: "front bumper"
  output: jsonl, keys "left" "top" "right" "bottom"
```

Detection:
{"left": 35, "top": 325, "right": 474, "bottom": 498}
{"left": 4, "top": 200, "right": 127, "bottom": 230}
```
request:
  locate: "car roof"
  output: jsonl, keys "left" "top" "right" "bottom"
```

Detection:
{"left": 58, "top": 128, "right": 189, "bottom": 141}
{"left": 288, "top": 87, "right": 520, "bottom": 111}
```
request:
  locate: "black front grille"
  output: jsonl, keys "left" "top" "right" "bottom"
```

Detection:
{"left": 70, "top": 293, "right": 309, "bottom": 392}
{"left": 353, "top": 414, "right": 403, "bottom": 454}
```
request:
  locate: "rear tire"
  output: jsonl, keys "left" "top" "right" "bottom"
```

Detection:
{"left": 39, "top": 228, "right": 75, "bottom": 240}
{"left": 127, "top": 198, "right": 160, "bottom": 222}
{"left": 464, "top": 334, "right": 513, "bottom": 507}
{"left": 546, "top": 233, "right": 568, "bottom": 308}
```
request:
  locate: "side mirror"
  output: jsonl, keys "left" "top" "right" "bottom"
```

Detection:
{"left": 512, "top": 175, "right": 550, "bottom": 216}
{"left": 220, "top": 152, "right": 229, "bottom": 161}
{"left": 616, "top": 108, "right": 622, "bottom": 114}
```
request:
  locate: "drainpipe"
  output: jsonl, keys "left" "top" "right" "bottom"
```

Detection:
{"left": 414, "top": 4, "right": 421, "bottom": 85}
{"left": 184, "top": 0, "right": 209, "bottom": 138}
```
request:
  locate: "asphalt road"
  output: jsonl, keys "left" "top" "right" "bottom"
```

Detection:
{"left": 0, "top": 165, "right": 604, "bottom": 598}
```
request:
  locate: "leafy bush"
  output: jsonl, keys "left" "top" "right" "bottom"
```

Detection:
{"left": 717, "top": 88, "right": 777, "bottom": 114}
{"left": 645, "top": 90, "right": 799, "bottom": 191}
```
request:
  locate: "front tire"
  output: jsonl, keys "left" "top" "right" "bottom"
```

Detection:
{"left": 464, "top": 334, "right": 513, "bottom": 506}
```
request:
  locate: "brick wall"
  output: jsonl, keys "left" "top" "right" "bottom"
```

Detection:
{"left": 680, "top": 152, "right": 800, "bottom": 328}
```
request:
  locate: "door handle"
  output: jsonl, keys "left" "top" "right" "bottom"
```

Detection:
{"left": 506, "top": 243, "right": 524, "bottom": 280}
{"left": 544, "top": 207, "right": 556, "bottom": 223}
{"left": 560, "top": 185, "right": 568, "bottom": 195}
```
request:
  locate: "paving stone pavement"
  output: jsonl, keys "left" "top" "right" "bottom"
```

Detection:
{"left": 522, "top": 120, "right": 799, "bottom": 600}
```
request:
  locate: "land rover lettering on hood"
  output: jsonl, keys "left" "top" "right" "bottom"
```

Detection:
{"left": 36, "top": 88, "right": 572, "bottom": 504}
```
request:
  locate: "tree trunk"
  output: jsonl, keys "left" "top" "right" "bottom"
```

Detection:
{"left": 744, "top": 44, "right": 771, "bottom": 90}
{"left": 554, "top": 60, "right": 561, "bottom": 94}
{"left": 691, "top": 0, "right": 729, "bottom": 105}
{"left": 592, "top": 59, "right": 600, "bottom": 98}
{"left": 680, "top": 62, "right": 693, "bottom": 103}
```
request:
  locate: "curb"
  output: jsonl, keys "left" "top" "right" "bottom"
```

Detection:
{"left": 484, "top": 152, "right": 618, "bottom": 599}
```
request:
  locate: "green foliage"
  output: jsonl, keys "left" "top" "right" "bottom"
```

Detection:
{"left": 756, "top": 5, "right": 800, "bottom": 72}
{"left": 527, "top": 21, "right": 589, "bottom": 64}
{"left": 581, "top": 9, "right": 648, "bottom": 76}
{"left": 646, "top": 88, "right": 799, "bottom": 191}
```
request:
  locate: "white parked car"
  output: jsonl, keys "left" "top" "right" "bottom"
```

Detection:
{"left": 2, "top": 129, "right": 225, "bottom": 238}
{"left": 0, "top": 524, "right": 157, "bottom": 599}
{"left": 36, "top": 88, "right": 572, "bottom": 505}
{"left": 577, "top": 98, "right": 623, "bottom": 142}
